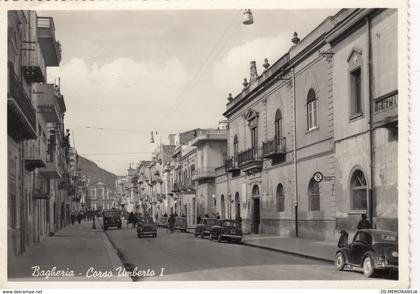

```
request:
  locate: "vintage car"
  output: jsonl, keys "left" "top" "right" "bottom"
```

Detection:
{"left": 103, "top": 209, "right": 122, "bottom": 230}
{"left": 157, "top": 216, "right": 168, "bottom": 228}
{"left": 194, "top": 218, "right": 217, "bottom": 238}
{"left": 209, "top": 219, "right": 242, "bottom": 243}
{"left": 137, "top": 216, "right": 157, "bottom": 238}
{"left": 335, "top": 229, "right": 398, "bottom": 278}
{"left": 174, "top": 217, "right": 187, "bottom": 232}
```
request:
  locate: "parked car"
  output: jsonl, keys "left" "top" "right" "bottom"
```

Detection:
{"left": 174, "top": 217, "right": 187, "bottom": 232}
{"left": 158, "top": 216, "right": 168, "bottom": 228}
{"left": 209, "top": 219, "right": 242, "bottom": 243}
{"left": 103, "top": 209, "right": 122, "bottom": 230}
{"left": 335, "top": 229, "right": 398, "bottom": 278}
{"left": 195, "top": 218, "right": 217, "bottom": 238}
{"left": 137, "top": 216, "right": 157, "bottom": 238}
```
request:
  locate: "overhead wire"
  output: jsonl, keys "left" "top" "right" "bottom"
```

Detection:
{"left": 159, "top": 9, "right": 243, "bottom": 121}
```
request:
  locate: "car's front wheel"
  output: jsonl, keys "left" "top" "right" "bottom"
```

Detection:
{"left": 363, "top": 256, "right": 375, "bottom": 278}
{"left": 335, "top": 252, "right": 346, "bottom": 271}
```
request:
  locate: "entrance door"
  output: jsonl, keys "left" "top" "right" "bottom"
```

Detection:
{"left": 253, "top": 198, "right": 260, "bottom": 234}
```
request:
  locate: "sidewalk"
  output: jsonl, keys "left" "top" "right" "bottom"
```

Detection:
{"left": 242, "top": 234, "right": 336, "bottom": 263}
{"left": 186, "top": 227, "right": 336, "bottom": 263}
{"left": 7, "top": 220, "right": 131, "bottom": 281}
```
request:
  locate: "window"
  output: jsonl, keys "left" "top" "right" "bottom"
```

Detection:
{"left": 354, "top": 232, "right": 372, "bottom": 244}
{"left": 275, "top": 109, "right": 282, "bottom": 145}
{"left": 251, "top": 127, "right": 257, "bottom": 151}
{"left": 233, "top": 135, "right": 238, "bottom": 161}
{"left": 307, "top": 89, "right": 317, "bottom": 130}
{"left": 276, "top": 184, "right": 285, "bottom": 212}
{"left": 351, "top": 170, "right": 368, "bottom": 210}
{"left": 350, "top": 68, "right": 362, "bottom": 116}
{"left": 308, "top": 179, "right": 320, "bottom": 211}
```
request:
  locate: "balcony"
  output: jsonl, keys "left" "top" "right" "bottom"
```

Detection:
{"left": 21, "top": 41, "right": 46, "bottom": 82}
{"left": 33, "top": 174, "right": 49, "bottom": 199}
{"left": 39, "top": 149, "right": 63, "bottom": 178}
{"left": 37, "top": 17, "right": 62, "bottom": 66}
{"left": 25, "top": 138, "right": 47, "bottom": 171}
{"left": 262, "top": 137, "right": 286, "bottom": 159}
{"left": 238, "top": 148, "right": 263, "bottom": 174}
{"left": 190, "top": 129, "right": 227, "bottom": 146}
{"left": 36, "top": 84, "right": 66, "bottom": 123}
{"left": 372, "top": 90, "right": 398, "bottom": 128}
{"left": 224, "top": 158, "right": 240, "bottom": 172}
{"left": 7, "top": 65, "right": 37, "bottom": 141}
{"left": 191, "top": 167, "right": 217, "bottom": 181}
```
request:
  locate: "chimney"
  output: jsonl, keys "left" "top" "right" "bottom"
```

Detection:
{"left": 250, "top": 61, "right": 258, "bottom": 83}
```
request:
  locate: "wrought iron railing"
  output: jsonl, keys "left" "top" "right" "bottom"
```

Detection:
{"left": 262, "top": 137, "right": 286, "bottom": 157}
{"left": 238, "top": 147, "right": 263, "bottom": 166}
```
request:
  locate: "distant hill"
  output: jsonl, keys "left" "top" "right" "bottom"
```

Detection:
{"left": 78, "top": 156, "right": 117, "bottom": 189}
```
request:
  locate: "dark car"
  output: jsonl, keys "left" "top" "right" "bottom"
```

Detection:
{"left": 174, "top": 217, "right": 187, "bottom": 232}
{"left": 195, "top": 218, "right": 217, "bottom": 238}
{"left": 157, "top": 216, "right": 168, "bottom": 228}
{"left": 335, "top": 229, "right": 398, "bottom": 278}
{"left": 137, "top": 216, "right": 157, "bottom": 238}
{"left": 103, "top": 210, "right": 122, "bottom": 230}
{"left": 209, "top": 219, "right": 242, "bottom": 243}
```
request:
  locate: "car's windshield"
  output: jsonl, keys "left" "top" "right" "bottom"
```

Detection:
{"left": 104, "top": 211, "right": 119, "bottom": 217}
{"left": 207, "top": 219, "right": 216, "bottom": 226}
{"left": 223, "top": 220, "right": 238, "bottom": 227}
{"left": 139, "top": 217, "right": 154, "bottom": 224}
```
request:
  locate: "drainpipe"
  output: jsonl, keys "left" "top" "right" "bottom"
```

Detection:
{"left": 292, "top": 67, "right": 299, "bottom": 238}
{"left": 366, "top": 16, "right": 374, "bottom": 227}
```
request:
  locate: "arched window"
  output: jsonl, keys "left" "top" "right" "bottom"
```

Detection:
{"left": 235, "top": 192, "right": 240, "bottom": 217}
{"left": 351, "top": 170, "right": 368, "bottom": 210}
{"left": 308, "top": 179, "right": 320, "bottom": 211}
{"left": 307, "top": 89, "right": 317, "bottom": 130}
{"left": 233, "top": 135, "right": 238, "bottom": 160}
{"left": 275, "top": 109, "right": 282, "bottom": 145}
{"left": 276, "top": 184, "right": 285, "bottom": 212}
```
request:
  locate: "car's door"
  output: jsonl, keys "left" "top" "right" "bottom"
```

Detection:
{"left": 349, "top": 231, "right": 373, "bottom": 265}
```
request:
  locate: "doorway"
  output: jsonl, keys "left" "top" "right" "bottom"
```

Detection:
{"left": 252, "top": 185, "right": 260, "bottom": 234}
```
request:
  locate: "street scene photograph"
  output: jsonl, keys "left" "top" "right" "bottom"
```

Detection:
{"left": 3, "top": 3, "right": 409, "bottom": 287}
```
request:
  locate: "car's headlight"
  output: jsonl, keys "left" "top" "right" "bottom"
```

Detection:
{"left": 392, "top": 251, "right": 398, "bottom": 258}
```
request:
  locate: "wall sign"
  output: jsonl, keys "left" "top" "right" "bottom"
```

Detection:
{"left": 313, "top": 171, "right": 323, "bottom": 183}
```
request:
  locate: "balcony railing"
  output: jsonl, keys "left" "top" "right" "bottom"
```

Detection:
{"left": 7, "top": 65, "right": 37, "bottom": 141}
{"left": 21, "top": 41, "right": 46, "bottom": 82}
{"left": 373, "top": 90, "right": 398, "bottom": 128}
{"left": 33, "top": 174, "right": 49, "bottom": 199}
{"left": 25, "top": 137, "right": 47, "bottom": 171}
{"left": 374, "top": 90, "right": 398, "bottom": 112}
{"left": 238, "top": 148, "right": 263, "bottom": 166}
{"left": 262, "top": 137, "right": 286, "bottom": 158}
{"left": 191, "top": 167, "right": 217, "bottom": 180}
{"left": 37, "top": 17, "right": 62, "bottom": 66}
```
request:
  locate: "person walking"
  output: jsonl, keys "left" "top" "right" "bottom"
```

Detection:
{"left": 77, "top": 212, "right": 82, "bottom": 224}
{"left": 168, "top": 214, "right": 176, "bottom": 233}
{"left": 71, "top": 211, "right": 75, "bottom": 225}
{"left": 357, "top": 214, "right": 371, "bottom": 230}
{"left": 235, "top": 215, "right": 242, "bottom": 224}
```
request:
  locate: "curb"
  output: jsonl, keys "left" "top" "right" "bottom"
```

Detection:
{"left": 241, "top": 241, "right": 334, "bottom": 264}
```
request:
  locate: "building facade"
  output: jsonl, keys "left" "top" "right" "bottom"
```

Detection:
{"left": 216, "top": 8, "right": 398, "bottom": 241}
{"left": 7, "top": 10, "right": 81, "bottom": 259}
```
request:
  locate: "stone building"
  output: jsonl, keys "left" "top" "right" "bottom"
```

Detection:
{"left": 7, "top": 11, "right": 68, "bottom": 258}
{"left": 216, "top": 8, "right": 398, "bottom": 241}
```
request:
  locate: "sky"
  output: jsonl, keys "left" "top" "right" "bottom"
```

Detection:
{"left": 38, "top": 9, "right": 338, "bottom": 176}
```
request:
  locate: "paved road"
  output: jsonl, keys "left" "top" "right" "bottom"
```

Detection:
{"left": 105, "top": 226, "right": 372, "bottom": 281}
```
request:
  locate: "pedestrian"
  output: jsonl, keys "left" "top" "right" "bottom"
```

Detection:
{"left": 77, "top": 212, "right": 82, "bottom": 224}
{"left": 168, "top": 214, "right": 175, "bottom": 233}
{"left": 197, "top": 214, "right": 202, "bottom": 224}
{"left": 357, "top": 214, "right": 371, "bottom": 230}
{"left": 71, "top": 211, "right": 75, "bottom": 225}
{"left": 128, "top": 212, "right": 136, "bottom": 228}
{"left": 216, "top": 212, "right": 221, "bottom": 219}
{"left": 235, "top": 215, "right": 242, "bottom": 224}
{"left": 337, "top": 230, "right": 349, "bottom": 248}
